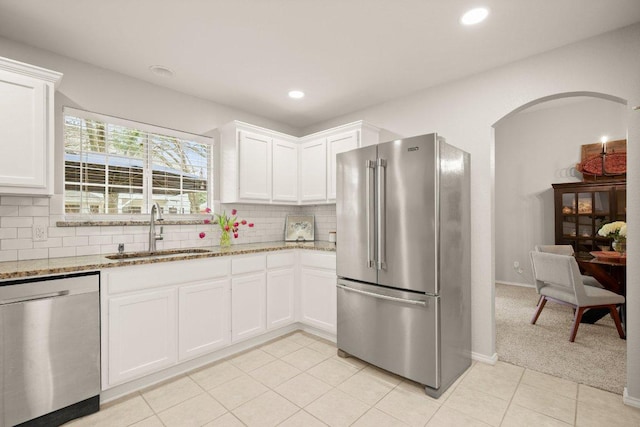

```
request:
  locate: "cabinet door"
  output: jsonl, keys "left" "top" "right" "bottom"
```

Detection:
{"left": 179, "top": 279, "right": 230, "bottom": 361}
{"left": 108, "top": 288, "right": 177, "bottom": 385}
{"left": 231, "top": 272, "right": 266, "bottom": 342}
{"left": 266, "top": 267, "right": 295, "bottom": 329}
{"left": 0, "top": 70, "right": 49, "bottom": 194}
{"left": 272, "top": 139, "right": 298, "bottom": 202}
{"left": 299, "top": 138, "right": 327, "bottom": 202}
{"left": 239, "top": 131, "right": 272, "bottom": 200}
{"left": 300, "top": 268, "right": 337, "bottom": 333}
{"left": 327, "top": 130, "right": 359, "bottom": 201}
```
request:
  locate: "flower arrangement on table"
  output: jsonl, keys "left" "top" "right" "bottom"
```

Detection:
{"left": 597, "top": 221, "right": 626, "bottom": 254}
{"left": 199, "top": 208, "right": 254, "bottom": 247}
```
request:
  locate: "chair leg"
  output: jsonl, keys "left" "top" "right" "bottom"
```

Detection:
{"left": 570, "top": 307, "right": 585, "bottom": 342}
{"left": 609, "top": 305, "right": 626, "bottom": 339}
{"left": 531, "top": 296, "right": 547, "bottom": 325}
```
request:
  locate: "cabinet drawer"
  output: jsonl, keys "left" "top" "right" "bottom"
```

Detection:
{"left": 232, "top": 255, "right": 266, "bottom": 275}
{"left": 106, "top": 257, "right": 230, "bottom": 294}
{"left": 300, "top": 251, "right": 336, "bottom": 270}
{"left": 267, "top": 251, "right": 296, "bottom": 269}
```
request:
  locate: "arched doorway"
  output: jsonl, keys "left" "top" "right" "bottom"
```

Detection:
{"left": 492, "top": 92, "right": 628, "bottom": 393}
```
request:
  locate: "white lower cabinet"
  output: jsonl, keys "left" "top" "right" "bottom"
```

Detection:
{"left": 231, "top": 272, "right": 266, "bottom": 342}
{"left": 300, "top": 268, "right": 337, "bottom": 333}
{"left": 108, "top": 288, "right": 177, "bottom": 385}
{"left": 300, "top": 252, "right": 337, "bottom": 334}
{"left": 266, "top": 267, "right": 295, "bottom": 329}
{"left": 102, "top": 250, "right": 335, "bottom": 391}
{"left": 179, "top": 279, "right": 230, "bottom": 360}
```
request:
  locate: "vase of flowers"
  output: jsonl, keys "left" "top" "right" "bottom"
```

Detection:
{"left": 199, "top": 208, "right": 254, "bottom": 248}
{"left": 597, "top": 221, "right": 626, "bottom": 254}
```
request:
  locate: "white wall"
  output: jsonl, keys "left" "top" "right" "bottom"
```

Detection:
{"left": 302, "top": 23, "right": 640, "bottom": 401}
{"left": 494, "top": 97, "right": 627, "bottom": 285}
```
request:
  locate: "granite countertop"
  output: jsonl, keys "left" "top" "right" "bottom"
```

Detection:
{"left": 0, "top": 241, "right": 336, "bottom": 280}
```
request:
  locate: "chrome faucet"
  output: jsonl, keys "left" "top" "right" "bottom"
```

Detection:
{"left": 149, "top": 203, "right": 164, "bottom": 252}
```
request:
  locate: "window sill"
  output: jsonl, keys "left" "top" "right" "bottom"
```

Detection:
{"left": 56, "top": 219, "right": 208, "bottom": 227}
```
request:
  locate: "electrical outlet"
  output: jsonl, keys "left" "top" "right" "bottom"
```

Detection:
{"left": 32, "top": 219, "right": 48, "bottom": 242}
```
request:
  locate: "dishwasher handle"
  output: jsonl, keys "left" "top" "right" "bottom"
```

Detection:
{"left": 0, "top": 290, "right": 70, "bottom": 305}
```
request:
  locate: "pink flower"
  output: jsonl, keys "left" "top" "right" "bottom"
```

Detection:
{"left": 241, "top": 219, "right": 247, "bottom": 225}
{"left": 199, "top": 232, "right": 206, "bottom": 239}
{"left": 233, "top": 233, "right": 239, "bottom": 238}
{"left": 248, "top": 223, "right": 254, "bottom": 228}
{"left": 231, "top": 209, "right": 237, "bottom": 215}
{"left": 203, "top": 219, "right": 211, "bottom": 224}
{"left": 234, "top": 222, "right": 239, "bottom": 227}
{"left": 205, "top": 207, "right": 211, "bottom": 213}
{"left": 224, "top": 225, "right": 230, "bottom": 231}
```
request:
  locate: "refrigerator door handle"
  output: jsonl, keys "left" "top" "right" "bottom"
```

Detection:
{"left": 366, "top": 160, "right": 376, "bottom": 268}
{"left": 376, "top": 158, "right": 387, "bottom": 270}
{"left": 337, "top": 284, "right": 427, "bottom": 306}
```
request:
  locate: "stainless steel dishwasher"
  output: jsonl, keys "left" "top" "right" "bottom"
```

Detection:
{"left": 0, "top": 272, "right": 100, "bottom": 427}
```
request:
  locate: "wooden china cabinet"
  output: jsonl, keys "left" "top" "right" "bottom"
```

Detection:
{"left": 552, "top": 181, "right": 626, "bottom": 259}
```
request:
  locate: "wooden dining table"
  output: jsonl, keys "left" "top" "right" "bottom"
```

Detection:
{"left": 577, "top": 252, "right": 626, "bottom": 326}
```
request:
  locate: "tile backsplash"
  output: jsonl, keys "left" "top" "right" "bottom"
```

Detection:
{"left": 0, "top": 196, "right": 336, "bottom": 262}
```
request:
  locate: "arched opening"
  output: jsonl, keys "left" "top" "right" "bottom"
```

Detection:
{"left": 492, "top": 92, "right": 628, "bottom": 393}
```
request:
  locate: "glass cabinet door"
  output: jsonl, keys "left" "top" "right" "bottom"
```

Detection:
{"left": 561, "top": 193, "right": 576, "bottom": 239}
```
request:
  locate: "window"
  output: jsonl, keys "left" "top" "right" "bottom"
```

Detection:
{"left": 64, "top": 108, "right": 213, "bottom": 215}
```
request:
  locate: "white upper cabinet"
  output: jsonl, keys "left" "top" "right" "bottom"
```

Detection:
{"left": 0, "top": 57, "right": 62, "bottom": 195}
{"left": 219, "top": 120, "right": 379, "bottom": 205}
{"left": 238, "top": 131, "right": 272, "bottom": 200}
{"left": 299, "top": 138, "right": 327, "bottom": 203}
{"left": 272, "top": 138, "right": 298, "bottom": 202}
{"left": 326, "top": 130, "right": 359, "bottom": 201}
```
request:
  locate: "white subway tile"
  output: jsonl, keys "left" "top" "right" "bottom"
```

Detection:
{"left": 34, "top": 237, "right": 63, "bottom": 249}
{"left": 18, "top": 248, "right": 48, "bottom": 260}
{"left": 89, "top": 235, "right": 113, "bottom": 245}
{"left": 0, "top": 228, "right": 17, "bottom": 239}
{"left": 18, "top": 206, "right": 49, "bottom": 217}
{"left": 49, "top": 247, "right": 77, "bottom": 258}
{"left": 0, "top": 206, "right": 19, "bottom": 216}
{"left": 1, "top": 238, "right": 33, "bottom": 250}
{"left": 1, "top": 217, "right": 33, "bottom": 228}
{"left": 76, "top": 245, "right": 101, "bottom": 256}
{"left": 102, "top": 226, "right": 123, "bottom": 235}
{"left": 76, "top": 227, "right": 103, "bottom": 236}
{"left": 48, "top": 227, "right": 77, "bottom": 238}
{"left": 32, "top": 197, "right": 50, "bottom": 207}
{"left": 63, "top": 236, "right": 89, "bottom": 247}
{"left": 1, "top": 196, "right": 33, "bottom": 206}
{"left": 0, "top": 250, "right": 17, "bottom": 262}
{"left": 17, "top": 228, "right": 32, "bottom": 239}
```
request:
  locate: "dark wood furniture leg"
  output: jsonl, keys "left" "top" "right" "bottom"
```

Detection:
{"left": 531, "top": 297, "right": 547, "bottom": 324}
{"left": 570, "top": 307, "right": 586, "bottom": 342}
{"left": 609, "top": 305, "right": 626, "bottom": 339}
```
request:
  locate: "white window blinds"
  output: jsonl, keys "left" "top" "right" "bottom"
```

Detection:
{"left": 63, "top": 108, "right": 213, "bottom": 215}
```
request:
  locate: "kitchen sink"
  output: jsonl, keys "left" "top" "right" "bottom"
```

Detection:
{"left": 105, "top": 248, "right": 212, "bottom": 260}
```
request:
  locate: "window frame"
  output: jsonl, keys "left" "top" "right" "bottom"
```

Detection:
{"left": 63, "top": 107, "right": 214, "bottom": 219}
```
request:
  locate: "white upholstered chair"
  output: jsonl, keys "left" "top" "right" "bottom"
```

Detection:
{"left": 529, "top": 251, "right": 625, "bottom": 342}
{"left": 534, "top": 245, "right": 604, "bottom": 288}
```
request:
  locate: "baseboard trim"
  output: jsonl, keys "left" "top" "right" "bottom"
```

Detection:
{"left": 495, "top": 280, "right": 534, "bottom": 288}
{"left": 623, "top": 387, "right": 640, "bottom": 408}
{"left": 472, "top": 351, "right": 498, "bottom": 365}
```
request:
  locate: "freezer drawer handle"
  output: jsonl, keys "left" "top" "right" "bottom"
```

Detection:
{"left": 337, "top": 284, "right": 427, "bottom": 306}
{"left": 0, "top": 290, "right": 70, "bottom": 305}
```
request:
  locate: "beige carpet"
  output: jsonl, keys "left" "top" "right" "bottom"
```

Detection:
{"left": 495, "top": 283, "right": 626, "bottom": 394}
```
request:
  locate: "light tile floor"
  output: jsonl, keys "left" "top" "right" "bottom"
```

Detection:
{"left": 66, "top": 332, "right": 640, "bottom": 427}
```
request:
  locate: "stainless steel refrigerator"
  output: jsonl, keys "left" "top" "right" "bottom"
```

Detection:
{"left": 336, "top": 133, "right": 471, "bottom": 398}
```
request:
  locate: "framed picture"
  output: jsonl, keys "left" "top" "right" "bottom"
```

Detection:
{"left": 285, "top": 215, "right": 315, "bottom": 241}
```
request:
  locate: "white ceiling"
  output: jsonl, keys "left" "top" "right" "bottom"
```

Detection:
{"left": 0, "top": 0, "right": 639, "bottom": 129}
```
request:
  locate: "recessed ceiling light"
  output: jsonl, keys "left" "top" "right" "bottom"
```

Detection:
{"left": 149, "top": 65, "right": 174, "bottom": 77}
{"left": 288, "top": 90, "right": 305, "bottom": 99}
{"left": 460, "top": 7, "right": 489, "bottom": 26}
